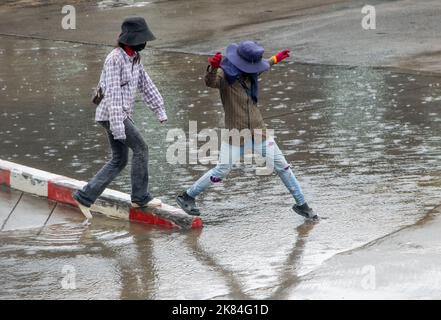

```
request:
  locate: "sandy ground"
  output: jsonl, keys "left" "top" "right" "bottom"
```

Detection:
{"left": 0, "top": 0, "right": 441, "bottom": 73}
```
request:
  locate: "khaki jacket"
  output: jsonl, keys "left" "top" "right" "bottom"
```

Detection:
{"left": 205, "top": 59, "right": 274, "bottom": 144}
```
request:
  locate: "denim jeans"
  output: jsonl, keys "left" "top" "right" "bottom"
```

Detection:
{"left": 74, "top": 118, "right": 152, "bottom": 207}
{"left": 186, "top": 137, "right": 306, "bottom": 205}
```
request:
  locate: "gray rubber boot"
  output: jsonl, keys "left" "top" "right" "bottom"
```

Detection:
{"left": 292, "top": 202, "right": 318, "bottom": 220}
{"left": 176, "top": 192, "right": 201, "bottom": 216}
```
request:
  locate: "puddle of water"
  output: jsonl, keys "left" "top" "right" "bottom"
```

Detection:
{"left": 1, "top": 36, "right": 441, "bottom": 299}
{"left": 97, "top": 0, "right": 152, "bottom": 10}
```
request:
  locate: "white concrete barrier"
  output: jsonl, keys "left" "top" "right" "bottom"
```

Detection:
{"left": 0, "top": 159, "right": 203, "bottom": 230}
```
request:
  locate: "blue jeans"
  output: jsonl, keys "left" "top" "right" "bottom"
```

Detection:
{"left": 74, "top": 118, "right": 153, "bottom": 207}
{"left": 186, "top": 137, "right": 306, "bottom": 205}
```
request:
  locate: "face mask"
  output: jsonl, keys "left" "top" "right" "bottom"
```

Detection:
{"left": 131, "top": 42, "right": 146, "bottom": 52}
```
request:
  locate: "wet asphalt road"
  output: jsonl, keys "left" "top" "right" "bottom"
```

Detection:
{"left": 1, "top": 0, "right": 441, "bottom": 72}
{"left": 1, "top": 0, "right": 441, "bottom": 301}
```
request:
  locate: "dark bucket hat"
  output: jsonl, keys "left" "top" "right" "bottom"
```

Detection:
{"left": 225, "top": 40, "right": 270, "bottom": 73}
{"left": 118, "top": 16, "right": 156, "bottom": 46}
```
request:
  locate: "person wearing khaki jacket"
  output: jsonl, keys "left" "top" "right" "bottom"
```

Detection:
{"left": 205, "top": 63, "right": 267, "bottom": 134}
{"left": 177, "top": 41, "right": 317, "bottom": 219}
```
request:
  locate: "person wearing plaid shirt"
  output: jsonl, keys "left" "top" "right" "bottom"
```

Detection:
{"left": 95, "top": 47, "right": 167, "bottom": 140}
{"left": 73, "top": 17, "right": 166, "bottom": 218}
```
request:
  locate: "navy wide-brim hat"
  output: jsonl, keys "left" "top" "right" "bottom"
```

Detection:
{"left": 225, "top": 41, "right": 270, "bottom": 74}
{"left": 118, "top": 16, "right": 156, "bottom": 46}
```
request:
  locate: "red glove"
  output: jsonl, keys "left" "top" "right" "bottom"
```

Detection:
{"left": 273, "top": 49, "right": 290, "bottom": 64}
{"left": 208, "top": 52, "right": 222, "bottom": 69}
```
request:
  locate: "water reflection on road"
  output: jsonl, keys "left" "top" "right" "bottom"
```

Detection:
{"left": 0, "top": 36, "right": 440, "bottom": 299}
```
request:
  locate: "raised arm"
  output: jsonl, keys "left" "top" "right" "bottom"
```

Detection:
{"left": 268, "top": 49, "right": 291, "bottom": 68}
{"left": 205, "top": 52, "right": 224, "bottom": 89}
{"left": 138, "top": 64, "right": 167, "bottom": 123}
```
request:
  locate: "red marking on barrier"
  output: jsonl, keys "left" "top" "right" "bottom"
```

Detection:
{"left": 191, "top": 217, "right": 203, "bottom": 229}
{"left": 0, "top": 168, "right": 10, "bottom": 186}
{"left": 129, "top": 208, "right": 176, "bottom": 229}
{"left": 47, "top": 181, "right": 77, "bottom": 206}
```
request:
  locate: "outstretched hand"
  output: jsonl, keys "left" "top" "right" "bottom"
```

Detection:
{"left": 208, "top": 52, "right": 222, "bottom": 69}
{"left": 274, "top": 49, "right": 290, "bottom": 64}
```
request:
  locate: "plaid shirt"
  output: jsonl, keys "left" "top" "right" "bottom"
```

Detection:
{"left": 95, "top": 48, "right": 167, "bottom": 140}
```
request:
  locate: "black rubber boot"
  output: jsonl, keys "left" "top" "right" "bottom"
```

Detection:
{"left": 292, "top": 202, "right": 318, "bottom": 220}
{"left": 176, "top": 191, "right": 201, "bottom": 216}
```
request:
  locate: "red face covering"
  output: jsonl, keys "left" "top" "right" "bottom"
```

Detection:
{"left": 123, "top": 45, "right": 136, "bottom": 57}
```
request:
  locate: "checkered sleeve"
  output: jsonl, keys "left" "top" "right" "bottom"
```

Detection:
{"left": 138, "top": 64, "right": 167, "bottom": 122}
{"left": 104, "top": 56, "right": 126, "bottom": 140}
